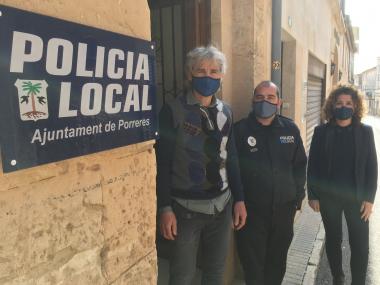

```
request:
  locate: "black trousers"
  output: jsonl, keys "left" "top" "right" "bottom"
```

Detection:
{"left": 236, "top": 202, "right": 296, "bottom": 285}
{"left": 319, "top": 195, "right": 369, "bottom": 285}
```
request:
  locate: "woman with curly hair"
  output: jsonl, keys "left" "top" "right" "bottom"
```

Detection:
{"left": 307, "top": 85, "right": 378, "bottom": 285}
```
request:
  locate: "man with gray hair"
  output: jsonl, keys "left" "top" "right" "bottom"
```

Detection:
{"left": 234, "top": 81, "right": 307, "bottom": 285}
{"left": 156, "top": 45, "right": 247, "bottom": 285}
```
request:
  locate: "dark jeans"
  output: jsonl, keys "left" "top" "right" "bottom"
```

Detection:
{"left": 236, "top": 202, "right": 296, "bottom": 285}
{"left": 168, "top": 199, "right": 232, "bottom": 285}
{"left": 319, "top": 195, "right": 369, "bottom": 285}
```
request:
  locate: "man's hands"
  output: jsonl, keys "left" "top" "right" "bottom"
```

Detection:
{"left": 160, "top": 200, "right": 247, "bottom": 240}
{"left": 233, "top": 201, "right": 247, "bottom": 230}
{"left": 361, "top": 201, "right": 373, "bottom": 222}
{"left": 308, "top": 200, "right": 320, "bottom": 212}
{"left": 160, "top": 211, "right": 177, "bottom": 240}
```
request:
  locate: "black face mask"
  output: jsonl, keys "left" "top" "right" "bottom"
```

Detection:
{"left": 253, "top": 100, "right": 277, "bottom": 118}
{"left": 334, "top": 106, "right": 354, "bottom": 120}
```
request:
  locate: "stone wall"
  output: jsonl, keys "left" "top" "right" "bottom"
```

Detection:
{"left": 211, "top": 0, "right": 272, "bottom": 121}
{"left": 0, "top": 1, "right": 157, "bottom": 284}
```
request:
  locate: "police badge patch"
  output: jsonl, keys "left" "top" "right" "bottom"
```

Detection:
{"left": 247, "top": 136, "right": 256, "bottom": 147}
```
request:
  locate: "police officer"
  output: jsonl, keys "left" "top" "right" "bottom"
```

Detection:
{"left": 234, "top": 81, "right": 307, "bottom": 285}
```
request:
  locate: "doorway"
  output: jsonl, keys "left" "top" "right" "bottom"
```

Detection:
{"left": 149, "top": 0, "right": 211, "bottom": 110}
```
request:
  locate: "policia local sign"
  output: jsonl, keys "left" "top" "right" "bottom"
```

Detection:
{"left": 0, "top": 5, "right": 157, "bottom": 173}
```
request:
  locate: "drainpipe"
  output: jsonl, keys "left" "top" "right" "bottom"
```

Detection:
{"left": 271, "top": 0, "right": 282, "bottom": 95}
{"left": 341, "top": 0, "right": 346, "bottom": 15}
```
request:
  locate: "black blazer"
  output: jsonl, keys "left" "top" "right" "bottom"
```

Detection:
{"left": 307, "top": 122, "right": 378, "bottom": 203}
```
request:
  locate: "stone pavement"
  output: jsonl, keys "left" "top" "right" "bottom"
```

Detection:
{"left": 282, "top": 203, "right": 325, "bottom": 285}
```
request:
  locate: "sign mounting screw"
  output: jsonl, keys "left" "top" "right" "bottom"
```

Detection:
{"left": 0, "top": 11, "right": 2, "bottom": 17}
{"left": 11, "top": 160, "right": 17, "bottom": 166}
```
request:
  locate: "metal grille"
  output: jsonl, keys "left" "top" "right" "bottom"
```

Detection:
{"left": 151, "top": 4, "right": 184, "bottom": 111}
{"left": 150, "top": 0, "right": 211, "bottom": 111}
{"left": 306, "top": 76, "right": 323, "bottom": 151}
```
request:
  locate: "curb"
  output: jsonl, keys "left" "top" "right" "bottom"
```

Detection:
{"left": 302, "top": 223, "right": 325, "bottom": 285}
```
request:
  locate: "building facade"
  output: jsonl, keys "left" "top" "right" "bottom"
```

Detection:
{"left": 356, "top": 58, "right": 380, "bottom": 116}
{"left": 281, "top": 0, "right": 356, "bottom": 150}
{"left": 0, "top": 0, "right": 357, "bottom": 284}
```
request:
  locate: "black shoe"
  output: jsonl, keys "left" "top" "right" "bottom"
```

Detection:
{"left": 333, "top": 274, "right": 345, "bottom": 285}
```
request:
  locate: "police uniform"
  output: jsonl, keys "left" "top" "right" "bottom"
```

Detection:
{"left": 234, "top": 112, "right": 307, "bottom": 285}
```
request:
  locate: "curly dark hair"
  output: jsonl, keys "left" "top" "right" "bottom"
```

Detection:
{"left": 322, "top": 84, "right": 365, "bottom": 123}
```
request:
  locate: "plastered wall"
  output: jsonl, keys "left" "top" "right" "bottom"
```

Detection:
{"left": 0, "top": 1, "right": 157, "bottom": 284}
{"left": 281, "top": 0, "right": 351, "bottom": 139}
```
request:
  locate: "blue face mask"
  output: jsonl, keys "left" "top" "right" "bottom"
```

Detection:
{"left": 192, "top": 76, "right": 221, "bottom": 97}
{"left": 334, "top": 106, "right": 354, "bottom": 120}
{"left": 253, "top": 100, "right": 278, "bottom": 118}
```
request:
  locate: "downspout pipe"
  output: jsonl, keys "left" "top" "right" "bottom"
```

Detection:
{"left": 271, "top": 0, "right": 282, "bottom": 96}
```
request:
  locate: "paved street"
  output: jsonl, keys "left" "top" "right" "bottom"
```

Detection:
{"left": 315, "top": 115, "right": 380, "bottom": 285}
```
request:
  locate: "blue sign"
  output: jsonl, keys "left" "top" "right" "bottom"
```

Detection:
{"left": 0, "top": 5, "right": 157, "bottom": 173}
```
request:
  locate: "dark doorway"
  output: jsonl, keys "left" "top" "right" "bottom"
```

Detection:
{"left": 149, "top": 0, "right": 211, "bottom": 110}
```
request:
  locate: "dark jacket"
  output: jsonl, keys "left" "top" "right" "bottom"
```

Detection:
{"left": 307, "top": 122, "right": 378, "bottom": 203}
{"left": 155, "top": 93, "right": 244, "bottom": 209}
{"left": 234, "top": 112, "right": 307, "bottom": 209}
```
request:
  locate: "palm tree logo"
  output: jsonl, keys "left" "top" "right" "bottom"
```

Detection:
{"left": 14, "top": 79, "right": 49, "bottom": 121}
